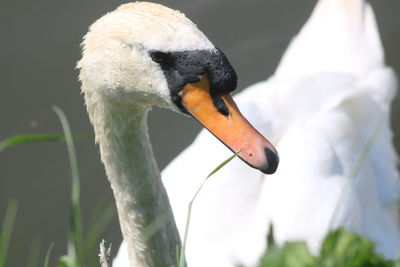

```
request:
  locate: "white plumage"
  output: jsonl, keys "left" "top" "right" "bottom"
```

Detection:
{"left": 81, "top": 2, "right": 277, "bottom": 266}
{"left": 114, "top": 0, "right": 400, "bottom": 266}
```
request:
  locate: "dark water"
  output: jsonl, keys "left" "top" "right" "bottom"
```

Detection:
{"left": 0, "top": 0, "right": 399, "bottom": 265}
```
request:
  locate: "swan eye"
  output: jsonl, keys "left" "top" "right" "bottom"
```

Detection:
{"left": 150, "top": 51, "right": 168, "bottom": 64}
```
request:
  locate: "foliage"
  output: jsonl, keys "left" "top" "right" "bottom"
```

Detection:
{"left": 258, "top": 228, "right": 397, "bottom": 267}
{"left": 44, "top": 243, "right": 54, "bottom": 267}
{"left": 54, "top": 106, "right": 116, "bottom": 267}
{"left": 0, "top": 201, "right": 18, "bottom": 267}
{"left": 53, "top": 106, "right": 85, "bottom": 267}
{"left": 0, "top": 107, "right": 114, "bottom": 267}
{"left": 0, "top": 133, "right": 92, "bottom": 153}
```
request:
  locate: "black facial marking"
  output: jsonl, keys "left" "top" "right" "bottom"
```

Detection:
{"left": 149, "top": 48, "right": 237, "bottom": 116}
{"left": 150, "top": 51, "right": 169, "bottom": 64}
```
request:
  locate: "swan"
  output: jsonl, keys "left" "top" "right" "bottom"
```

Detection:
{"left": 77, "top": 2, "right": 279, "bottom": 267}
{"left": 112, "top": 0, "right": 400, "bottom": 266}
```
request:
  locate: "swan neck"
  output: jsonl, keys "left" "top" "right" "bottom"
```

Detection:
{"left": 86, "top": 91, "right": 181, "bottom": 267}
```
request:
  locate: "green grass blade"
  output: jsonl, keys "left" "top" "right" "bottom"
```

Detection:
{"left": 85, "top": 203, "right": 116, "bottom": 267}
{"left": 0, "top": 133, "right": 93, "bottom": 153}
{"left": 329, "top": 117, "right": 384, "bottom": 228}
{"left": 43, "top": 243, "right": 54, "bottom": 267}
{"left": 206, "top": 151, "right": 240, "bottom": 179}
{"left": 0, "top": 134, "right": 64, "bottom": 152}
{"left": 175, "top": 245, "right": 180, "bottom": 267}
{"left": 0, "top": 200, "right": 18, "bottom": 267}
{"left": 53, "top": 106, "right": 84, "bottom": 266}
{"left": 27, "top": 238, "right": 41, "bottom": 267}
{"left": 178, "top": 151, "right": 240, "bottom": 267}
{"left": 87, "top": 198, "right": 109, "bottom": 230}
{"left": 142, "top": 211, "right": 171, "bottom": 242}
{"left": 347, "top": 118, "right": 385, "bottom": 181}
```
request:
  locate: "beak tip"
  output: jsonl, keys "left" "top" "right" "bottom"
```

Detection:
{"left": 260, "top": 147, "right": 279, "bottom": 174}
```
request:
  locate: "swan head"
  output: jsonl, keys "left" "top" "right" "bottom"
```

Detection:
{"left": 78, "top": 2, "right": 221, "bottom": 109}
{"left": 78, "top": 2, "right": 279, "bottom": 174}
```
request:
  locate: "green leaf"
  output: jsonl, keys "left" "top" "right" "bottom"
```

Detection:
{"left": 257, "top": 228, "right": 395, "bottom": 267}
{"left": 142, "top": 211, "right": 172, "bottom": 242}
{"left": 259, "top": 242, "right": 315, "bottom": 267}
{"left": 0, "top": 200, "right": 18, "bottom": 267}
{"left": 57, "top": 255, "right": 74, "bottom": 267}
{"left": 329, "top": 118, "right": 384, "bottom": 229}
{"left": 175, "top": 245, "right": 180, "bottom": 267}
{"left": 43, "top": 243, "right": 54, "bottom": 267}
{"left": 318, "top": 228, "right": 395, "bottom": 267}
{"left": 283, "top": 242, "right": 315, "bottom": 267}
{"left": 53, "top": 106, "right": 84, "bottom": 267}
{"left": 206, "top": 151, "right": 240, "bottom": 179}
{"left": 0, "top": 133, "right": 92, "bottom": 153}
{"left": 27, "top": 238, "right": 41, "bottom": 267}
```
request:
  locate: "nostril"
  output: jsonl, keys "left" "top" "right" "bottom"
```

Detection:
{"left": 261, "top": 147, "right": 279, "bottom": 174}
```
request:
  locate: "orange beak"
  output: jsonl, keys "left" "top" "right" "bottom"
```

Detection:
{"left": 181, "top": 75, "right": 279, "bottom": 174}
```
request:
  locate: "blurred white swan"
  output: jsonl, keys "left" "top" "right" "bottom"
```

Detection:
{"left": 114, "top": 0, "right": 400, "bottom": 266}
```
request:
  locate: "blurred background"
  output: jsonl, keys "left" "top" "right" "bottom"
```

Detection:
{"left": 0, "top": 0, "right": 399, "bottom": 265}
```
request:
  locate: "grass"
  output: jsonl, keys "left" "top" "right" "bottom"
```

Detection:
{"left": 54, "top": 106, "right": 116, "bottom": 267}
{"left": 178, "top": 151, "right": 240, "bottom": 267}
{"left": 0, "top": 200, "right": 18, "bottom": 267}
{"left": 0, "top": 106, "right": 115, "bottom": 267}
{"left": 53, "top": 105, "right": 85, "bottom": 267}
{"left": 0, "top": 107, "right": 399, "bottom": 267}
{"left": 329, "top": 117, "right": 385, "bottom": 229}
{"left": 0, "top": 133, "right": 92, "bottom": 153}
{"left": 44, "top": 243, "right": 54, "bottom": 267}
